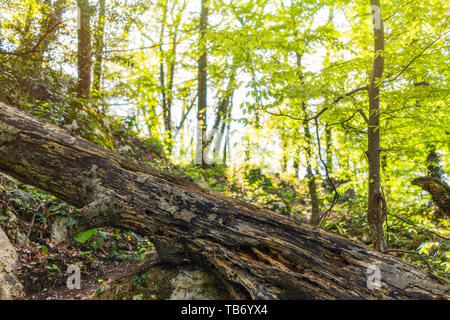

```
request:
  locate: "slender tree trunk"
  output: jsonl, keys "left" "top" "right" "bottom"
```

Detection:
{"left": 92, "top": 0, "right": 105, "bottom": 98}
{"left": 166, "top": 1, "right": 186, "bottom": 141}
{"left": 293, "top": 147, "right": 301, "bottom": 179}
{"left": 302, "top": 110, "right": 320, "bottom": 226}
{"left": 222, "top": 104, "right": 232, "bottom": 166}
{"left": 213, "top": 94, "right": 233, "bottom": 159}
{"left": 244, "top": 135, "right": 250, "bottom": 163}
{"left": 296, "top": 52, "right": 320, "bottom": 225}
{"left": 205, "top": 67, "right": 236, "bottom": 158}
{"left": 76, "top": 0, "right": 92, "bottom": 99}
{"left": 325, "top": 123, "right": 333, "bottom": 174}
{"left": 281, "top": 134, "right": 288, "bottom": 173}
{"left": 196, "top": 0, "right": 209, "bottom": 166}
{"left": 222, "top": 133, "right": 228, "bottom": 166}
{"left": 179, "top": 104, "right": 186, "bottom": 158}
{"left": 367, "top": 0, "right": 385, "bottom": 252}
{"left": 159, "top": 1, "right": 173, "bottom": 153}
{"left": 1, "top": 103, "right": 448, "bottom": 300}
{"left": 164, "top": 30, "right": 176, "bottom": 153}
{"left": 70, "top": 0, "right": 92, "bottom": 123}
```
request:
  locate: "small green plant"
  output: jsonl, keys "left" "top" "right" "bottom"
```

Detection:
{"left": 41, "top": 245, "right": 48, "bottom": 255}
{"left": 132, "top": 272, "right": 149, "bottom": 287}
{"left": 45, "top": 264, "right": 61, "bottom": 274}
{"left": 74, "top": 228, "right": 98, "bottom": 244}
{"left": 78, "top": 249, "right": 92, "bottom": 255}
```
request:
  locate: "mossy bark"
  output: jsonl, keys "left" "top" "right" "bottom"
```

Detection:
{"left": 0, "top": 103, "right": 449, "bottom": 299}
{"left": 412, "top": 177, "right": 450, "bottom": 216}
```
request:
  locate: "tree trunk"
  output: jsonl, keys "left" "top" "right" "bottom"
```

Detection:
{"left": 425, "top": 146, "right": 443, "bottom": 180}
{"left": 0, "top": 103, "right": 448, "bottom": 300}
{"left": 367, "top": 0, "right": 385, "bottom": 252}
{"left": 303, "top": 122, "right": 320, "bottom": 226}
{"left": 412, "top": 177, "right": 450, "bottom": 216}
{"left": 296, "top": 53, "right": 320, "bottom": 226}
{"left": 196, "top": 0, "right": 209, "bottom": 166}
{"left": 325, "top": 123, "right": 332, "bottom": 174}
{"left": 301, "top": 103, "right": 320, "bottom": 226}
{"left": 92, "top": 0, "right": 105, "bottom": 96}
{"left": 76, "top": 0, "right": 92, "bottom": 100}
{"left": 222, "top": 104, "right": 232, "bottom": 166}
{"left": 159, "top": 1, "right": 173, "bottom": 153}
{"left": 70, "top": 0, "right": 92, "bottom": 124}
{"left": 205, "top": 67, "right": 235, "bottom": 152}
{"left": 281, "top": 134, "right": 288, "bottom": 173}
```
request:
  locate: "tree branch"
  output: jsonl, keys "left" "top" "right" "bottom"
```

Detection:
{"left": 0, "top": 22, "right": 61, "bottom": 57}
{"left": 386, "top": 28, "right": 449, "bottom": 83}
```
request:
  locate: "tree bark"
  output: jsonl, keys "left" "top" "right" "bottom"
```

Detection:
{"left": 296, "top": 53, "right": 320, "bottom": 226}
{"left": 92, "top": 0, "right": 105, "bottom": 96}
{"left": 325, "top": 123, "right": 333, "bottom": 174}
{"left": 196, "top": 0, "right": 209, "bottom": 166}
{"left": 159, "top": 0, "right": 172, "bottom": 152}
{"left": 0, "top": 103, "right": 448, "bottom": 300}
{"left": 76, "top": 0, "right": 92, "bottom": 100}
{"left": 205, "top": 69, "right": 235, "bottom": 151}
{"left": 412, "top": 177, "right": 450, "bottom": 216}
{"left": 69, "top": 0, "right": 92, "bottom": 124}
{"left": 302, "top": 114, "right": 320, "bottom": 226}
{"left": 367, "top": 0, "right": 385, "bottom": 252}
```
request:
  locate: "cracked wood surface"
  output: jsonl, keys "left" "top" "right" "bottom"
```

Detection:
{"left": 0, "top": 103, "right": 449, "bottom": 299}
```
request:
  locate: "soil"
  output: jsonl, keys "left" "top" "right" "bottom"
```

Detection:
{"left": 14, "top": 240, "right": 143, "bottom": 300}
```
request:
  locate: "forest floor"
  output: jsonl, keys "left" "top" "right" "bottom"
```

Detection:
{"left": 13, "top": 239, "right": 141, "bottom": 300}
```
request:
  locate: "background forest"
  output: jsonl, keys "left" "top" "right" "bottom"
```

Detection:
{"left": 0, "top": 0, "right": 449, "bottom": 299}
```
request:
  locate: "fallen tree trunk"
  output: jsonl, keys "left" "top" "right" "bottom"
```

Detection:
{"left": 412, "top": 177, "right": 450, "bottom": 216}
{"left": 0, "top": 103, "right": 448, "bottom": 299}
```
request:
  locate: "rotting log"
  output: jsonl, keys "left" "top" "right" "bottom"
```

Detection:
{"left": 88, "top": 249, "right": 232, "bottom": 300}
{"left": 0, "top": 103, "right": 449, "bottom": 300}
{"left": 412, "top": 177, "right": 450, "bottom": 216}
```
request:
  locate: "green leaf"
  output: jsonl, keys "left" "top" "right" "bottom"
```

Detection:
{"left": 94, "top": 288, "right": 102, "bottom": 297}
{"left": 45, "top": 264, "right": 60, "bottom": 273}
{"left": 41, "top": 245, "right": 48, "bottom": 255}
{"left": 65, "top": 219, "right": 78, "bottom": 227}
{"left": 74, "top": 228, "right": 98, "bottom": 244}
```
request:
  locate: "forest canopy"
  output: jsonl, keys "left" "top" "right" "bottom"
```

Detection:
{"left": 0, "top": 0, "right": 449, "bottom": 300}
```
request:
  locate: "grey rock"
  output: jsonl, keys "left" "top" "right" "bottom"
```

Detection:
{"left": 12, "top": 189, "right": 34, "bottom": 203}
{"left": 0, "top": 227, "right": 23, "bottom": 299}
{"left": 51, "top": 216, "right": 70, "bottom": 243}
{"left": 267, "top": 201, "right": 290, "bottom": 215}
